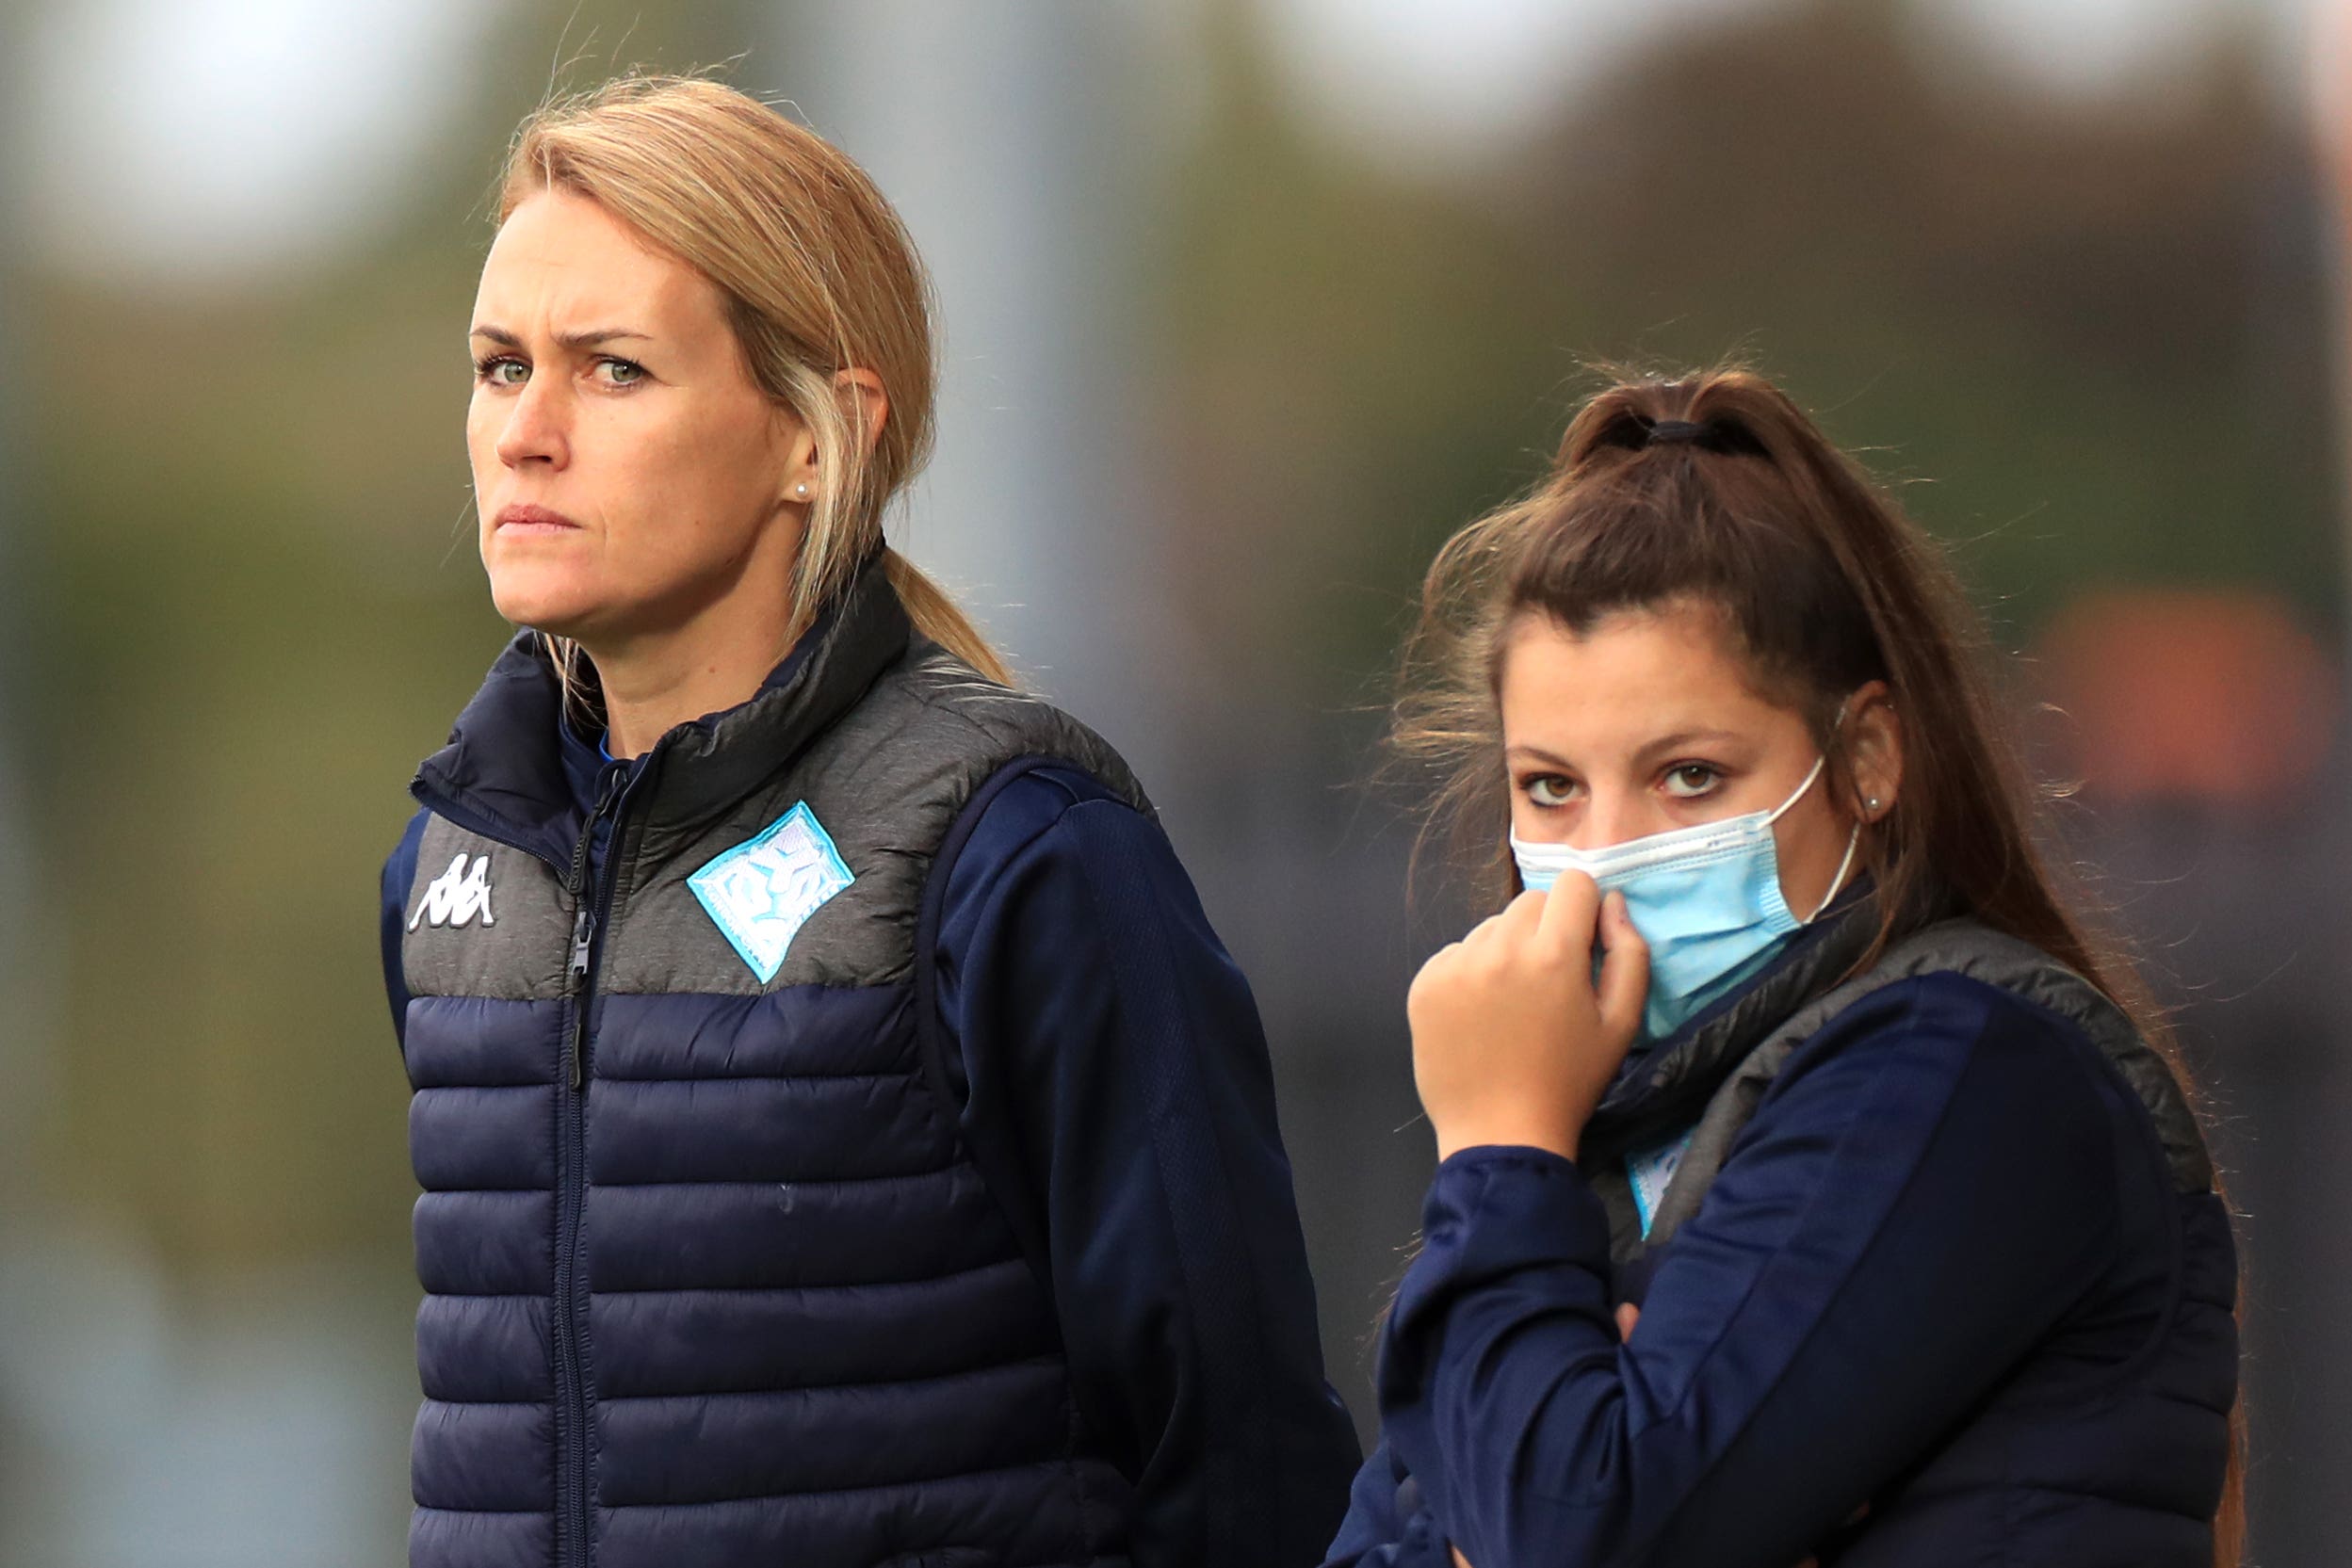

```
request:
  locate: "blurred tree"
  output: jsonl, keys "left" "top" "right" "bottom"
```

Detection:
{"left": 1158, "top": 0, "right": 2338, "bottom": 704}
{"left": 17, "top": 0, "right": 784, "bottom": 1275}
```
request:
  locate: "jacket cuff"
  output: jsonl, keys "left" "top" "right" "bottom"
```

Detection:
{"left": 1394, "top": 1146, "right": 1614, "bottom": 1334}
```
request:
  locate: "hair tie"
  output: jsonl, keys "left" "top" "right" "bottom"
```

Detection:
{"left": 1590, "top": 411, "right": 1763, "bottom": 459}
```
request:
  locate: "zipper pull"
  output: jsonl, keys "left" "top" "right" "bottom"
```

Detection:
{"left": 564, "top": 759, "right": 632, "bottom": 1093}
{"left": 569, "top": 903, "right": 595, "bottom": 987}
{"left": 567, "top": 902, "right": 596, "bottom": 1091}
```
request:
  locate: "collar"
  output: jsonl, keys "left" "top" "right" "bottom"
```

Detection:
{"left": 558, "top": 708, "right": 630, "bottom": 817}
{"left": 1580, "top": 877, "right": 1906, "bottom": 1166}
{"left": 411, "top": 555, "right": 912, "bottom": 873}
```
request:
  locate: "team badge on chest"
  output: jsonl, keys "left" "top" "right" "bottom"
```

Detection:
{"left": 687, "top": 802, "right": 855, "bottom": 983}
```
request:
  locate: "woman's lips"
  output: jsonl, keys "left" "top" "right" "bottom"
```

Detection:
{"left": 495, "top": 503, "right": 582, "bottom": 535}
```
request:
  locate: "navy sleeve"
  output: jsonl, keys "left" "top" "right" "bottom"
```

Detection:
{"left": 1357, "top": 973, "right": 2125, "bottom": 1568}
{"left": 381, "top": 807, "right": 429, "bottom": 1049}
{"left": 933, "top": 765, "right": 1362, "bottom": 1568}
{"left": 1322, "top": 1438, "right": 1454, "bottom": 1568}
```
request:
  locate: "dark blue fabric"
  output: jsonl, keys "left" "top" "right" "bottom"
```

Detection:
{"left": 382, "top": 644, "right": 1357, "bottom": 1565}
{"left": 1325, "top": 972, "right": 2233, "bottom": 1568}
{"left": 556, "top": 714, "right": 638, "bottom": 884}
{"left": 381, "top": 807, "right": 430, "bottom": 1044}
{"left": 394, "top": 570, "right": 1159, "bottom": 1568}
{"left": 399, "top": 979, "right": 1104, "bottom": 1568}
{"left": 933, "top": 764, "right": 1361, "bottom": 1567}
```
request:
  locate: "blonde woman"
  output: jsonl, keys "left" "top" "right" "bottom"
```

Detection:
{"left": 379, "top": 78, "right": 1358, "bottom": 1568}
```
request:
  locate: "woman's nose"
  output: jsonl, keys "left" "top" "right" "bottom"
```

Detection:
{"left": 1574, "top": 792, "right": 1649, "bottom": 851}
{"left": 495, "top": 380, "right": 571, "bottom": 470}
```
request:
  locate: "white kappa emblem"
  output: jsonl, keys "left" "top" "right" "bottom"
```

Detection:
{"left": 409, "top": 852, "right": 497, "bottom": 931}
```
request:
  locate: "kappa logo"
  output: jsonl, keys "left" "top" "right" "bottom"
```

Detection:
{"left": 687, "top": 802, "right": 854, "bottom": 983}
{"left": 408, "top": 852, "right": 497, "bottom": 931}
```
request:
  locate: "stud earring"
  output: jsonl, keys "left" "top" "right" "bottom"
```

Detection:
{"left": 793, "top": 481, "right": 811, "bottom": 500}
{"left": 1866, "top": 796, "right": 1882, "bottom": 815}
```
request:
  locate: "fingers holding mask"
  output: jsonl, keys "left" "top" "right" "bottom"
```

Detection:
{"left": 1409, "top": 870, "right": 1646, "bottom": 1162}
{"left": 1592, "top": 889, "right": 1650, "bottom": 1048}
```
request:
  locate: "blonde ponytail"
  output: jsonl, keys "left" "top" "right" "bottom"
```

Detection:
{"left": 881, "top": 548, "right": 1014, "bottom": 686}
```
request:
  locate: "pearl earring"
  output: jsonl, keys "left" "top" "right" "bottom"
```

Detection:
{"left": 793, "top": 482, "right": 811, "bottom": 500}
{"left": 1866, "top": 796, "right": 1882, "bottom": 814}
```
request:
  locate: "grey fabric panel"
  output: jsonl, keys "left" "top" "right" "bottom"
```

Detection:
{"left": 399, "top": 816, "right": 572, "bottom": 1002}
{"left": 1635, "top": 918, "right": 2214, "bottom": 1261}
{"left": 1586, "top": 1165, "right": 1646, "bottom": 1262}
{"left": 602, "top": 643, "right": 1152, "bottom": 997}
{"left": 1581, "top": 898, "right": 1885, "bottom": 1170}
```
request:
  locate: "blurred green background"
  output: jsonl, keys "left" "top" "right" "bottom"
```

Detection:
{"left": 1, "top": 0, "right": 2344, "bottom": 1561}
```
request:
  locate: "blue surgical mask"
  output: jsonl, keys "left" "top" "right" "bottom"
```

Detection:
{"left": 1510, "top": 755, "right": 1860, "bottom": 1045}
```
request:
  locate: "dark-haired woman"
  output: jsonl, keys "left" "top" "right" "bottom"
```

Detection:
{"left": 1324, "top": 373, "right": 2240, "bottom": 1568}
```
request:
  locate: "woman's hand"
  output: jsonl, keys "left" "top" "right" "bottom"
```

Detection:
{"left": 1407, "top": 873, "right": 1648, "bottom": 1163}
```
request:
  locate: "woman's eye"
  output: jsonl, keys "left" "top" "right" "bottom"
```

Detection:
{"left": 477, "top": 357, "right": 528, "bottom": 387}
{"left": 1663, "top": 764, "right": 1722, "bottom": 800}
{"left": 596, "top": 357, "right": 647, "bottom": 386}
{"left": 1525, "top": 774, "right": 1577, "bottom": 807}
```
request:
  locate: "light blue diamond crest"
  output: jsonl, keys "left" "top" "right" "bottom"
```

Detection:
{"left": 687, "top": 802, "right": 855, "bottom": 983}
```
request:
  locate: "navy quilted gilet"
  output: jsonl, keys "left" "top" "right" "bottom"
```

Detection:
{"left": 397, "top": 563, "right": 1148, "bottom": 1568}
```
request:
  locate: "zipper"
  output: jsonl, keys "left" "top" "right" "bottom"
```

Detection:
{"left": 563, "top": 767, "right": 624, "bottom": 1090}
{"left": 413, "top": 757, "right": 637, "bottom": 1568}
{"left": 553, "top": 762, "right": 629, "bottom": 1568}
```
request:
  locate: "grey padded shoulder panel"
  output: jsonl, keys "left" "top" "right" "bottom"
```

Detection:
{"left": 603, "top": 640, "right": 1153, "bottom": 997}
{"left": 399, "top": 816, "right": 572, "bottom": 1001}
{"left": 1634, "top": 917, "right": 2214, "bottom": 1258}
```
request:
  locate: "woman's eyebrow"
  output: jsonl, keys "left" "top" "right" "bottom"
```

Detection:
{"left": 1506, "top": 730, "right": 1744, "bottom": 770}
{"left": 1632, "top": 728, "right": 1742, "bottom": 763}
{"left": 468, "top": 323, "right": 655, "bottom": 349}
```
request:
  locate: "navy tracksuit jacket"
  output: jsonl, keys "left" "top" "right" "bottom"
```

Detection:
{"left": 1326, "top": 917, "right": 2234, "bottom": 1566}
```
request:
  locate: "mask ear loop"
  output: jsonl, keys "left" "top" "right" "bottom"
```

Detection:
{"left": 1786, "top": 697, "right": 1861, "bottom": 921}
{"left": 1808, "top": 822, "right": 1862, "bottom": 922}
{"left": 1764, "top": 753, "right": 1829, "bottom": 824}
{"left": 1763, "top": 699, "right": 1852, "bottom": 825}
